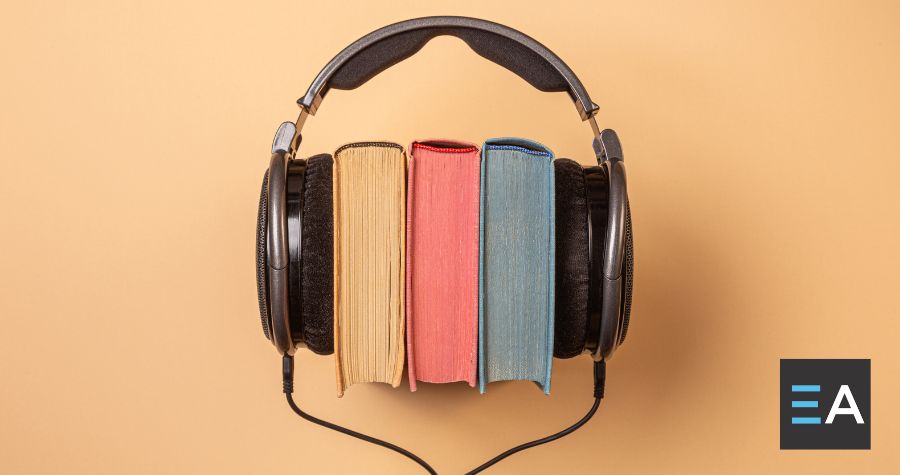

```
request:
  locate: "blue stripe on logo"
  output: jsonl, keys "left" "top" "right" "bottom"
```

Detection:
{"left": 791, "top": 417, "right": 822, "bottom": 424}
{"left": 791, "top": 400, "right": 818, "bottom": 408}
{"left": 791, "top": 385, "right": 820, "bottom": 392}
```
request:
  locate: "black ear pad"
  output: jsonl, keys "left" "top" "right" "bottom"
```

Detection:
{"left": 553, "top": 159, "right": 591, "bottom": 358}
{"left": 256, "top": 171, "right": 272, "bottom": 340}
{"left": 299, "top": 154, "right": 335, "bottom": 355}
{"left": 582, "top": 165, "right": 610, "bottom": 355}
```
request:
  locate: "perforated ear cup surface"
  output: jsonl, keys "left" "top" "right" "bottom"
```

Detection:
{"left": 300, "top": 154, "right": 335, "bottom": 354}
{"left": 552, "top": 159, "right": 591, "bottom": 358}
{"left": 256, "top": 171, "right": 271, "bottom": 340}
{"left": 619, "top": 199, "right": 633, "bottom": 345}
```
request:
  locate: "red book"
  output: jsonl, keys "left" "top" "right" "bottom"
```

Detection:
{"left": 406, "top": 140, "right": 481, "bottom": 390}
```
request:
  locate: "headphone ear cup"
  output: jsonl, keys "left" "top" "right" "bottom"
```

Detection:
{"left": 583, "top": 164, "right": 610, "bottom": 355}
{"left": 553, "top": 159, "right": 591, "bottom": 358}
{"left": 300, "top": 154, "right": 335, "bottom": 355}
{"left": 256, "top": 171, "right": 272, "bottom": 340}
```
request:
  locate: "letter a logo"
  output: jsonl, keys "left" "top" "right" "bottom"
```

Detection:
{"left": 826, "top": 385, "right": 864, "bottom": 424}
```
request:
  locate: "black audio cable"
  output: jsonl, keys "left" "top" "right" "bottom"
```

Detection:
{"left": 283, "top": 355, "right": 605, "bottom": 474}
{"left": 282, "top": 355, "right": 438, "bottom": 474}
{"left": 464, "top": 360, "right": 606, "bottom": 474}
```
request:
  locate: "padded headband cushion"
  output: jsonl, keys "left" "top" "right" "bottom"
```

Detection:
{"left": 330, "top": 29, "right": 568, "bottom": 93}
{"left": 300, "top": 154, "right": 335, "bottom": 355}
{"left": 256, "top": 171, "right": 271, "bottom": 340}
{"left": 552, "top": 159, "right": 591, "bottom": 358}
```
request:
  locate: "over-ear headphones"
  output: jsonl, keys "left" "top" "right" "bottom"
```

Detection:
{"left": 255, "top": 16, "right": 633, "bottom": 473}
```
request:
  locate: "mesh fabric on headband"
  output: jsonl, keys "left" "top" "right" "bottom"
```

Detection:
{"left": 329, "top": 29, "right": 569, "bottom": 93}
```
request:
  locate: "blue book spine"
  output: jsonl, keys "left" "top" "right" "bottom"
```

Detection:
{"left": 478, "top": 137, "right": 555, "bottom": 394}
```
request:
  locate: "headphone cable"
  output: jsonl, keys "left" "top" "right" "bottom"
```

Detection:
{"left": 464, "top": 360, "right": 606, "bottom": 474}
{"left": 283, "top": 355, "right": 605, "bottom": 474}
{"left": 281, "top": 355, "right": 438, "bottom": 475}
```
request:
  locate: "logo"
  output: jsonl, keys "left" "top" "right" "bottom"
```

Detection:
{"left": 780, "top": 359, "right": 870, "bottom": 449}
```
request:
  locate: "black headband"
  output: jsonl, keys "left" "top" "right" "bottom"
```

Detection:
{"left": 298, "top": 16, "right": 598, "bottom": 120}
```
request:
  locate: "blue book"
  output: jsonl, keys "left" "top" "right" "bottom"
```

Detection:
{"left": 478, "top": 138, "right": 555, "bottom": 394}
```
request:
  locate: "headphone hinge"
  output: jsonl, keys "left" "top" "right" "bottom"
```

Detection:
{"left": 291, "top": 109, "right": 309, "bottom": 155}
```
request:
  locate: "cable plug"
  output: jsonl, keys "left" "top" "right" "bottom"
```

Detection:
{"left": 282, "top": 354, "right": 294, "bottom": 394}
{"left": 593, "top": 359, "right": 606, "bottom": 399}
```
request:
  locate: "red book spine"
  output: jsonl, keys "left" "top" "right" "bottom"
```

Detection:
{"left": 406, "top": 140, "right": 481, "bottom": 390}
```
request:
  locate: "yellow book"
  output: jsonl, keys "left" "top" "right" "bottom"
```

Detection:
{"left": 333, "top": 142, "right": 407, "bottom": 397}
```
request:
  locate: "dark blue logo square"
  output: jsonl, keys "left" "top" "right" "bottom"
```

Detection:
{"left": 780, "top": 359, "right": 870, "bottom": 450}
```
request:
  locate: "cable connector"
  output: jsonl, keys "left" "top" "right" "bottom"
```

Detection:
{"left": 282, "top": 354, "right": 294, "bottom": 394}
{"left": 593, "top": 359, "right": 606, "bottom": 399}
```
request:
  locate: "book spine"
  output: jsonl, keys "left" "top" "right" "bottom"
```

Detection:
{"left": 332, "top": 142, "right": 408, "bottom": 397}
{"left": 478, "top": 138, "right": 556, "bottom": 394}
{"left": 406, "top": 140, "right": 481, "bottom": 390}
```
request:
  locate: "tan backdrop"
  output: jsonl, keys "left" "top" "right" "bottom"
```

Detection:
{"left": 2, "top": 1, "right": 898, "bottom": 473}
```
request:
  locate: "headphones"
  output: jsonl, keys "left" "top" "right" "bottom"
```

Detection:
{"left": 255, "top": 16, "right": 633, "bottom": 474}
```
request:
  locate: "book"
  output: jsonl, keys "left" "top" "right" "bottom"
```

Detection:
{"left": 405, "top": 140, "right": 481, "bottom": 390}
{"left": 478, "top": 138, "right": 555, "bottom": 394}
{"left": 332, "top": 142, "right": 407, "bottom": 397}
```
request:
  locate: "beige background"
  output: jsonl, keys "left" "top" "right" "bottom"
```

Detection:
{"left": 2, "top": 0, "right": 898, "bottom": 473}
